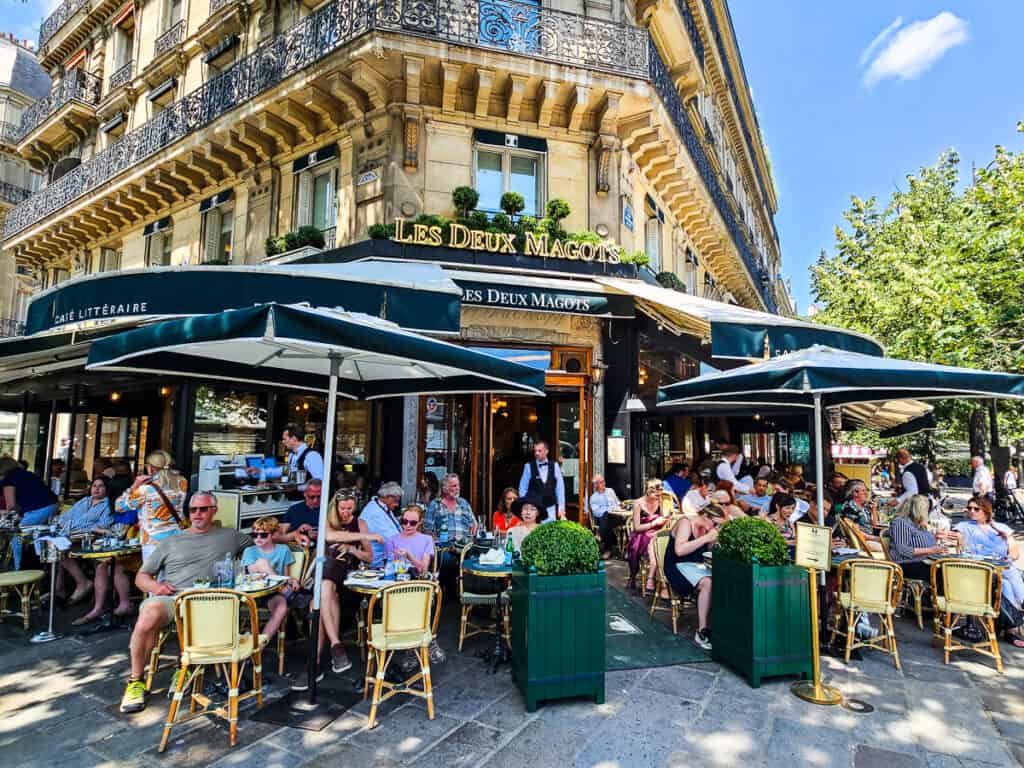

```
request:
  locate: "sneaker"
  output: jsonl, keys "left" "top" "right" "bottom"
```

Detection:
{"left": 290, "top": 671, "right": 325, "bottom": 692}
{"left": 120, "top": 679, "right": 147, "bottom": 713}
{"left": 855, "top": 615, "right": 879, "bottom": 641}
{"left": 428, "top": 639, "right": 446, "bottom": 665}
{"left": 331, "top": 644, "right": 352, "bottom": 674}
{"left": 693, "top": 629, "right": 712, "bottom": 651}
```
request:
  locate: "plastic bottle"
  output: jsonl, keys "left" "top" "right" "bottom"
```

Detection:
{"left": 220, "top": 552, "right": 235, "bottom": 588}
{"left": 504, "top": 530, "right": 514, "bottom": 565}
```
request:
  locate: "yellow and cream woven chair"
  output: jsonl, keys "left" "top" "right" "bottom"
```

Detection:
{"left": 159, "top": 589, "right": 267, "bottom": 752}
{"left": 615, "top": 503, "right": 634, "bottom": 558}
{"left": 931, "top": 559, "right": 1004, "bottom": 673}
{"left": 363, "top": 581, "right": 442, "bottom": 729}
{"left": 457, "top": 543, "right": 509, "bottom": 651}
{"left": 0, "top": 569, "right": 44, "bottom": 630}
{"left": 648, "top": 531, "right": 680, "bottom": 635}
{"left": 831, "top": 558, "right": 903, "bottom": 669}
{"left": 880, "top": 531, "right": 927, "bottom": 630}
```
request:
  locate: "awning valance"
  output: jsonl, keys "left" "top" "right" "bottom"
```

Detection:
{"left": 594, "top": 277, "right": 883, "bottom": 359}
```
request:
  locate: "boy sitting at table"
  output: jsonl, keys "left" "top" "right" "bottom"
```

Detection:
{"left": 241, "top": 516, "right": 300, "bottom": 647}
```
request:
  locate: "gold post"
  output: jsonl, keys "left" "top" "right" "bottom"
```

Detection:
{"left": 791, "top": 566, "right": 842, "bottom": 705}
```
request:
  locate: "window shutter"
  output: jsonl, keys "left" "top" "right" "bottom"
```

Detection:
{"left": 327, "top": 170, "right": 337, "bottom": 228}
{"left": 645, "top": 218, "right": 661, "bottom": 271}
{"left": 296, "top": 170, "right": 312, "bottom": 227}
{"left": 203, "top": 208, "right": 221, "bottom": 262}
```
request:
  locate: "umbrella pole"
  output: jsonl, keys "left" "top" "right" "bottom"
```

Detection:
{"left": 813, "top": 393, "right": 826, "bottom": 519}
{"left": 308, "top": 354, "right": 341, "bottom": 704}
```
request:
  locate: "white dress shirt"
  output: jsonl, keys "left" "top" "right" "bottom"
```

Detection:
{"left": 289, "top": 444, "right": 324, "bottom": 490}
{"left": 894, "top": 462, "right": 918, "bottom": 504}
{"left": 588, "top": 488, "right": 620, "bottom": 519}
{"left": 715, "top": 459, "right": 752, "bottom": 495}
{"left": 974, "top": 465, "right": 994, "bottom": 496}
{"left": 518, "top": 460, "right": 566, "bottom": 522}
{"left": 682, "top": 489, "right": 710, "bottom": 516}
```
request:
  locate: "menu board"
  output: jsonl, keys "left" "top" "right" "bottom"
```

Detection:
{"left": 794, "top": 522, "right": 832, "bottom": 571}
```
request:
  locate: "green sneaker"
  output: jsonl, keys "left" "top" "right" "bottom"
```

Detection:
{"left": 120, "top": 679, "right": 147, "bottom": 713}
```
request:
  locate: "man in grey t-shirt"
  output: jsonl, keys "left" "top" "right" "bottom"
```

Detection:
{"left": 120, "top": 493, "right": 250, "bottom": 713}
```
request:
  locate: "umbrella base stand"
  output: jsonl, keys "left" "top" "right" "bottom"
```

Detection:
{"left": 251, "top": 692, "right": 357, "bottom": 731}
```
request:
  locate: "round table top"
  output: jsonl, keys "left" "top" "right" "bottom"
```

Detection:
{"left": 69, "top": 544, "right": 141, "bottom": 560}
{"left": 608, "top": 507, "right": 632, "bottom": 518}
{"left": 462, "top": 556, "right": 514, "bottom": 578}
{"left": 0, "top": 569, "right": 45, "bottom": 586}
{"left": 233, "top": 579, "right": 288, "bottom": 599}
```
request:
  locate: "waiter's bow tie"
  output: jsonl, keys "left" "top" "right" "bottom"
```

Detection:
{"left": 538, "top": 462, "right": 548, "bottom": 467}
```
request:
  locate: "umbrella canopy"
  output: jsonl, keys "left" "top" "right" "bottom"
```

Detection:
{"left": 658, "top": 345, "right": 1024, "bottom": 409}
{"left": 85, "top": 302, "right": 546, "bottom": 397}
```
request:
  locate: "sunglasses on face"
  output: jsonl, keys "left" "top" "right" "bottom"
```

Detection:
{"left": 253, "top": 531, "right": 272, "bottom": 538}
{"left": 400, "top": 518, "right": 419, "bottom": 526}
{"left": 966, "top": 505, "right": 981, "bottom": 511}
{"left": 190, "top": 505, "right": 215, "bottom": 512}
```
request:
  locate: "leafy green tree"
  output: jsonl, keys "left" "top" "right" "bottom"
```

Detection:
{"left": 811, "top": 123, "right": 1024, "bottom": 442}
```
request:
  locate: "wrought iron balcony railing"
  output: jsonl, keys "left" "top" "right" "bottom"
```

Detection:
{"left": 5, "top": 0, "right": 646, "bottom": 241}
{"left": 0, "top": 121, "right": 18, "bottom": 146}
{"left": 154, "top": 19, "right": 186, "bottom": 58}
{"left": 108, "top": 60, "right": 134, "bottom": 92}
{"left": 38, "top": 0, "right": 88, "bottom": 50}
{"left": 210, "top": 0, "right": 237, "bottom": 14}
{"left": 0, "top": 182, "right": 31, "bottom": 206}
{"left": 677, "top": 0, "right": 704, "bottom": 70}
{"left": 0, "top": 318, "right": 25, "bottom": 339}
{"left": 648, "top": 39, "right": 775, "bottom": 312}
{"left": 13, "top": 70, "right": 101, "bottom": 144}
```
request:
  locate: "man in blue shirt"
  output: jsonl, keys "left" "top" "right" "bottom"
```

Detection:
{"left": 275, "top": 479, "right": 322, "bottom": 546}
{"left": 359, "top": 481, "right": 403, "bottom": 568}
{"left": 518, "top": 441, "right": 565, "bottom": 522}
{"left": 663, "top": 462, "right": 691, "bottom": 505}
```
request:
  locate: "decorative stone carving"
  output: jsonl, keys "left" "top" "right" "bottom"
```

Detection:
{"left": 404, "top": 115, "right": 419, "bottom": 171}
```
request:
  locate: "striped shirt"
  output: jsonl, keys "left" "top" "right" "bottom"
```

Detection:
{"left": 56, "top": 496, "right": 113, "bottom": 536}
{"left": 888, "top": 516, "right": 936, "bottom": 563}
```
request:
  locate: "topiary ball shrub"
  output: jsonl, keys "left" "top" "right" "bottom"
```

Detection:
{"left": 520, "top": 521, "right": 600, "bottom": 576}
{"left": 452, "top": 186, "right": 480, "bottom": 218}
{"left": 500, "top": 191, "right": 526, "bottom": 217}
{"left": 715, "top": 517, "right": 790, "bottom": 566}
{"left": 545, "top": 198, "right": 571, "bottom": 224}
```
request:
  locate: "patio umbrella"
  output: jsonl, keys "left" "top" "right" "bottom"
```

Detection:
{"left": 657, "top": 345, "right": 1024, "bottom": 515}
{"left": 87, "top": 302, "right": 545, "bottom": 701}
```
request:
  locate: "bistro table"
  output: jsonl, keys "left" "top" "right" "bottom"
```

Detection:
{"left": 462, "top": 555, "right": 514, "bottom": 673}
{"left": 68, "top": 542, "right": 142, "bottom": 561}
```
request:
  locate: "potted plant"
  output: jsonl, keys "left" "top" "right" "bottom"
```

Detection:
{"left": 510, "top": 521, "right": 605, "bottom": 712}
{"left": 263, "top": 225, "right": 327, "bottom": 263}
{"left": 710, "top": 517, "right": 813, "bottom": 687}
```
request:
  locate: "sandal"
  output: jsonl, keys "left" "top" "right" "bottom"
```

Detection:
{"left": 72, "top": 613, "right": 101, "bottom": 626}
{"left": 67, "top": 584, "right": 93, "bottom": 606}
{"left": 113, "top": 605, "right": 136, "bottom": 617}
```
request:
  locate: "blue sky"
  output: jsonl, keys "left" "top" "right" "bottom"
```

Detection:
{"left": 7, "top": 2, "right": 1022, "bottom": 313}
{"left": 729, "top": 1, "right": 1024, "bottom": 312}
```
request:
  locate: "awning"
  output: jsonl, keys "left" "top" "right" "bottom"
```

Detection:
{"left": 594, "top": 277, "right": 883, "bottom": 359}
{"left": 23, "top": 261, "right": 461, "bottom": 336}
{"left": 879, "top": 411, "right": 937, "bottom": 439}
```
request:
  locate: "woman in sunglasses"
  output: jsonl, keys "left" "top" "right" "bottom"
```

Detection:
{"left": 385, "top": 504, "right": 435, "bottom": 576}
{"left": 241, "top": 516, "right": 300, "bottom": 646}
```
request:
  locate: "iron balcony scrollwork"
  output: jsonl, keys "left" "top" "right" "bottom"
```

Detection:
{"left": 0, "top": 121, "right": 19, "bottom": 146}
{"left": 38, "top": 0, "right": 88, "bottom": 50}
{"left": 13, "top": 70, "right": 101, "bottom": 145}
{"left": 154, "top": 19, "right": 186, "bottom": 58}
{"left": 677, "top": 0, "right": 704, "bottom": 70}
{"left": 210, "top": 0, "right": 237, "bottom": 14}
{"left": 108, "top": 60, "right": 135, "bottom": 92}
{"left": 0, "top": 182, "right": 31, "bottom": 206}
{"left": 0, "top": 318, "right": 26, "bottom": 339}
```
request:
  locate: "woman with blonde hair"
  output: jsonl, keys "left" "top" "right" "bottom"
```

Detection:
{"left": 628, "top": 478, "right": 668, "bottom": 591}
{"left": 114, "top": 450, "right": 187, "bottom": 559}
{"left": 888, "top": 494, "right": 953, "bottom": 581}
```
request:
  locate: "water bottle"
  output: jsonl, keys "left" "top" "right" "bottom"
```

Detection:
{"left": 384, "top": 558, "right": 396, "bottom": 580}
{"left": 439, "top": 513, "right": 449, "bottom": 546}
{"left": 219, "top": 553, "right": 235, "bottom": 588}
{"left": 504, "top": 531, "right": 514, "bottom": 565}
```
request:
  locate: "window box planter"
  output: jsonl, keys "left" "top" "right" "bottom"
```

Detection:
{"left": 509, "top": 563, "right": 606, "bottom": 711}
{"left": 710, "top": 556, "right": 813, "bottom": 687}
{"left": 261, "top": 244, "right": 322, "bottom": 265}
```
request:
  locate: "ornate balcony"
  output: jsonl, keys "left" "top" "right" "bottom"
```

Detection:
{"left": 648, "top": 39, "right": 775, "bottom": 312}
{"left": 13, "top": 70, "right": 101, "bottom": 146}
{"left": 0, "top": 121, "right": 18, "bottom": 147}
{"left": 38, "top": 0, "right": 88, "bottom": 50}
{"left": 108, "top": 60, "right": 134, "bottom": 92}
{"left": 210, "top": 0, "right": 237, "bottom": 14}
{"left": 154, "top": 20, "right": 186, "bottom": 59}
{"left": 0, "top": 318, "right": 25, "bottom": 339}
{"left": 0, "top": 182, "right": 31, "bottom": 206}
{"left": 678, "top": 0, "right": 704, "bottom": 69}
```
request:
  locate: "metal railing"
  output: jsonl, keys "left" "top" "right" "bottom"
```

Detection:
{"left": 0, "top": 182, "right": 32, "bottom": 206}
{"left": 13, "top": 70, "right": 101, "bottom": 144}
{"left": 0, "top": 121, "right": 18, "bottom": 146}
{"left": 677, "top": 0, "right": 704, "bottom": 69}
{"left": 108, "top": 60, "right": 134, "bottom": 92}
{"left": 648, "top": 39, "right": 775, "bottom": 312}
{"left": 154, "top": 19, "right": 186, "bottom": 58}
{"left": 0, "top": 318, "right": 25, "bottom": 339}
{"left": 38, "top": 0, "right": 88, "bottom": 50}
{"left": 210, "top": 0, "right": 237, "bottom": 14}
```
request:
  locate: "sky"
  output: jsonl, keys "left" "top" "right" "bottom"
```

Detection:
{"left": 6, "top": 2, "right": 1023, "bottom": 313}
{"left": 728, "top": 1, "right": 1024, "bottom": 313}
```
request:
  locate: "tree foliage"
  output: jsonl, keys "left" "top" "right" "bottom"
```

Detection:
{"left": 811, "top": 123, "right": 1024, "bottom": 441}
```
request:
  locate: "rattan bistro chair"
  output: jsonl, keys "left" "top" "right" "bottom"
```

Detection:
{"left": 457, "top": 543, "right": 509, "bottom": 651}
{"left": 831, "top": 558, "right": 903, "bottom": 669}
{"left": 648, "top": 531, "right": 680, "bottom": 634}
{"left": 0, "top": 570, "right": 44, "bottom": 630}
{"left": 880, "top": 531, "right": 927, "bottom": 630}
{"left": 931, "top": 559, "right": 1004, "bottom": 673}
{"left": 363, "top": 581, "right": 442, "bottom": 729}
{"left": 159, "top": 589, "right": 267, "bottom": 752}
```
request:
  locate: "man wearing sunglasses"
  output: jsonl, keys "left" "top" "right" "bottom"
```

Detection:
{"left": 276, "top": 479, "right": 323, "bottom": 546}
{"left": 120, "top": 493, "right": 251, "bottom": 714}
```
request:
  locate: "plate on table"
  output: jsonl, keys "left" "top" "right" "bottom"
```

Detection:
{"left": 350, "top": 570, "right": 381, "bottom": 580}
{"left": 833, "top": 547, "right": 860, "bottom": 556}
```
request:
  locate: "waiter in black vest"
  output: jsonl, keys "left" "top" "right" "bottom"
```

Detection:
{"left": 518, "top": 440, "right": 566, "bottom": 523}
{"left": 890, "top": 447, "right": 933, "bottom": 506}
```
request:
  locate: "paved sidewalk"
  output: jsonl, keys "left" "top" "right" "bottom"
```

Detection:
{"left": 2, "top": 561, "right": 1023, "bottom": 768}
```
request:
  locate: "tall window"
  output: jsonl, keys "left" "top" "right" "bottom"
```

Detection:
{"left": 145, "top": 223, "right": 173, "bottom": 266}
{"left": 202, "top": 205, "right": 233, "bottom": 263}
{"left": 681, "top": 247, "right": 699, "bottom": 294}
{"left": 99, "top": 248, "right": 121, "bottom": 272}
{"left": 112, "top": 15, "right": 134, "bottom": 71}
{"left": 644, "top": 217, "right": 662, "bottom": 272}
{"left": 165, "top": 0, "right": 182, "bottom": 28}
{"left": 294, "top": 164, "right": 337, "bottom": 240}
{"left": 474, "top": 144, "right": 544, "bottom": 216}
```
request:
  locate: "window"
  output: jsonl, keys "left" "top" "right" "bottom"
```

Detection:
{"left": 473, "top": 144, "right": 544, "bottom": 216}
{"left": 112, "top": 16, "right": 134, "bottom": 71}
{"left": 145, "top": 224, "right": 173, "bottom": 266}
{"left": 99, "top": 248, "right": 121, "bottom": 272}
{"left": 681, "top": 247, "right": 699, "bottom": 294}
{"left": 202, "top": 204, "right": 233, "bottom": 263}
{"left": 165, "top": 0, "right": 182, "bottom": 29}
{"left": 644, "top": 217, "right": 662, "bottom": 272}
{"left": 294, "top": 165, "right": 337, "bottom": 236}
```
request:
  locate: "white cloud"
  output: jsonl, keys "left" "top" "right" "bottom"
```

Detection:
{"left": 861, "top": 12, "right": 969, "bottom": 87}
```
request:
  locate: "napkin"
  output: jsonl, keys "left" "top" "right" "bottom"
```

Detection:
{"left": 34, "top": 535, "right": 72, "bottom": 556}
{"left": 479, "top": 549, "right": 505, "bottom": 565}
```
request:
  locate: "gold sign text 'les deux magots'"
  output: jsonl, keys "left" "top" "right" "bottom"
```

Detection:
{"left": 391, "top": 219, "right": 621, "bottom": 264}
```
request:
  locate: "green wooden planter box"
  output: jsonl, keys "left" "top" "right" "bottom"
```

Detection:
{"left": 710, "top": 557, "right": 813, "bottom": 687}
{"left": 509, "top": 563, "right": 606, "bottom": 712}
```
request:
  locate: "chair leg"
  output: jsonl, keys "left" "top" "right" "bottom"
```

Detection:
{"left": 943, "top": 613, "right": 953, "bottom": 665}
{"left": 887, "top": 615, "right": 901, "bottom": 670}
{"left": 912, "top": 586, "right": 924, "bottom": 630}
{"left": 159, "top": 663, "right": 189, "bottom": 753}
{"left": 20, "top": 585, "right": 33, "bottom": 630}
{"left": 253, "top": 650, "right": 263, "bottom": 708}
{"left": 985, "top": 617, "right": 1003, "bottom": 673}
{"left": 367, "top": 649, "right": 387, "bottom": 729}
{"left": 228, "top": 661, "right": 239, "bottom": 747}
{"left": 649, "top": 586, "right": 659, "bottom": 618}
{"left": 189, "top": 668, "right": 204, "bottom": 714}
{"left": 421, "top": 646, "right": 434, "bottom": 720}
{"left": 459, "top": 605, "right": 469, "bottom": 651}
{"left": 362, "top": 647, "right": 375, "bottom": 699}
{"left": 844, "top": 609, "right": 855, "bottom": 663}
{"left": 147, "top": 631, "right": 167, "bottom": 692}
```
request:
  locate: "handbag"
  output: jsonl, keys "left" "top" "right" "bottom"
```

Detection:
{"left": 146, "top": 480, "right": 186, "bottom": 529}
